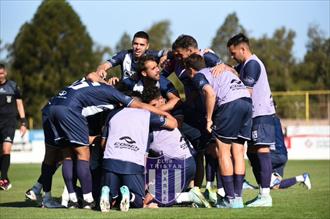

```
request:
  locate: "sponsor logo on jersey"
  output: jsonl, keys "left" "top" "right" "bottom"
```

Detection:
{"left": 6, "top": 96, "right": 12, "bottom": 103}
{"left": 114, "top": 136, "right": 139, "bottom": 151}
{"left": 146, "top": 155, "right": 185, "bottom": 206}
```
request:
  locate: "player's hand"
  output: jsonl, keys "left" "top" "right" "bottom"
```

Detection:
{"left": 206, "top": 120, "right": 213, "bottom": 133}
{"left": 20, "top": 125, "right": 27, "bottom": 137}
{"left": 108, "top": 77, "right": 120, "bottom": 85}
{"left": 96, "top": 69, "right": 107, "bottom": 80}
{"left": 211, "top": 63, "right": 227, "bottom": 77}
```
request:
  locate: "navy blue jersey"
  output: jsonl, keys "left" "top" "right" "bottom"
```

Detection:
{"left": 44, "top": 78, "right": 133, "bottom": 117}
{"left": 0, "top": 80, "right": 21, "bottom": 117}
{"left": 107, "top": 49, "right": 165, "bottom": 79}
{"left": 162, "top": 51, "right": 221, "bottom": 112}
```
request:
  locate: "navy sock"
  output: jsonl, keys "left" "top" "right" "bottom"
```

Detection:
{"left": 216, "top": 170, "right": 223, "bottom": 189}
{"left": 205, "top": 155, "right": 216, "bottom": 182}
{"left": 41, "top": 162, "right": 57, "bottom": 192}
{"left": 279, "top": 177, "right": 297, "bottom": 189}
{"left": 257, "top": 152, "right": 272, "bottom": 188}
{"left": 247, "top": 152, "right": 261, "bottom": 185}
{"left": 76, "top": 160, "right": 92, "bottom": 194}
{"left": 234, "top": 174, "right": 245, "bottom": 197}
{"left": 1, "top": 154, "right": 10, "bottom": 180}
{"left": 221, "top": 175, "right": 235, "bottom": 198}
{"left": 62, "top": 160, "right": 75, "bottom": 193}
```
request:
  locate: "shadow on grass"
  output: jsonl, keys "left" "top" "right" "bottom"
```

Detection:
{"left": 0, "top": 197, "right": 62, "bottom": 208}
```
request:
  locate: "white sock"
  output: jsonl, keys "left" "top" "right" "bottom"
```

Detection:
{"left": 33, "top": 182, "right": 42, "bottom": 194}
{"left": 83, "top": 192, "right": 94, "bottom": 202}
{"left": 44, "top": 192, "right": 52, "bottom": 199}
{"left": 296, "top": 175, "right": 304, "bottom": 182}
{"left": 175, "top": 192, "right": 192, "bottom": 203}
{"left": 206, "top": 181, "right": 213, "bottom": 189}
{"left": 217, "top": 188, "right": 225, "bottom": 197}
{"left": 69, "top": 192, "right": 78, "bottom": 202}
{"left": 261, "top": 188, "right": 270, "bottom": 196}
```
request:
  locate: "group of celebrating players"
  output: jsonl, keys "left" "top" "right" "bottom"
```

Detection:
{"left": 0, "top": 30, "right": 311, "bottom": 212}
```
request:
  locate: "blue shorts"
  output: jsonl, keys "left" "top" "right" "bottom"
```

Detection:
{"left": 248, "top": 114, "right": 276, "bottom": 147}
{"left": 103, "top": 170, "right": 145, "bottom": 200}
{"left": 212, "top": 97, "right": 252, "bottom": 142}
{"left": 43, "top": 105, "right": 89, "bottom": 147}
{"left": 271, "top": 152, "right": 288, "bottom": 177}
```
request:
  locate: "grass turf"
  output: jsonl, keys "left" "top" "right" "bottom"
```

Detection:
{"left": 0, "top": 160, "right": 329, "bottom": 219}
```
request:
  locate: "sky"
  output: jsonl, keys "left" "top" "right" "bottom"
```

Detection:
{"left": 1, "top": 0, "right": 329, "bottom": 61}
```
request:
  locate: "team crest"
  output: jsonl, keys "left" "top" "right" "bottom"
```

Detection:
{"left": 145, "top": 154, "right": 185, "bottom": 206}
{"left": 6, "top": 95, "right": 12, "bottom": 103}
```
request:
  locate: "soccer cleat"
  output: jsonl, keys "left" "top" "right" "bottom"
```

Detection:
{"left": 246, "top": 194, "right": 272, "bottom": 207}
{"left": 216, "top": 196, "right": 234, "bottom": 208}
{"left": 243, "top": 179, "right": 258, "bottom": 190}
{"left": 270, "top": 172, "right": 282, "bottom": 189}
{"left": 82, "top": 200, "right": 95, "bottom": 209}
{"left": 67, "top": 200, "right": 80, "bottom": 209}
{"left": 100, "top": 186, "right": 110, "bottom": 212}
{"left": 232, "top": 196, "right": 244, "bottom": 208}
{"left": 42, "top": 197, "right": 63, "bottom": 208}
{"left": 302, "top": 173, "right": 312, "bottom": 190}
{"left": 120, "top": 185, "right": 130, "bottom": 212}
{"left": 0, "top": 179, "right": 12, "bottom": 190}
{"left": 189, "top": 187, "right": 211, "bottom": 208}
{"left": 25, "top": 189, "right": 42, "bottom": 204}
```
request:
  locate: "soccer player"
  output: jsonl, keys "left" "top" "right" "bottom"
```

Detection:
{"left": 162, "top": 34, "right": 225, "bottom": 190}
{"left": 26, "top": 72, "right": 170, "bottom": 208}
{"left": 184, "top": 54, "right": 252, "bottom": 208}
{"left": 140, "top": 86, "right": 211, "bottom": 208}
{"left": 227, "top": 33, "right": 276, "bottom": 207}
{"left": 96, "top": 31, "right": 167, "bottom": 82}
{"left": 99, "top": 100, "right": 178, "bottom": 212}
{"left": 0, "top": 63, "right": 27, "bottom": 190}
{"left": 123, "top": 55, "right": 181, "bottom": 113}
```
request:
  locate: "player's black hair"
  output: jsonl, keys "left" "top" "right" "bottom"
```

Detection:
{"left": 133, "top": 31, "right": 149, "bottom": 42}
{"left": 141, "top": 86, "right": 161, "bottom": 103}
{"left": 136, "top": 55, "right": 158, "bottom": 76}
{"left": 0, "top": 63, "right": 6, "bottom": 69}
{"left": 227, "top": 33, "right": 250, "bottom": 47}
{"left": 184, "top": 54, "right": 206, "bottom": 71}
{"left": 172, "top": 34, "right": 198, "bottom": 50}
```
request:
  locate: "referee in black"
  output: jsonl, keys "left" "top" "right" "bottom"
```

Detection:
{"left": 0, "top": 63, "right": 27, "bottom": 190}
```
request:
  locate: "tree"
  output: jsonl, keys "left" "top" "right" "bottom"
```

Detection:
{"left": 147, "top": 20, "right": 172, "bottom": 50}
{"left": 115, "top": 32, "right": 131, "bottom": 52}
{"left": 250, "top": 27, "right": 296, "bottom": 91}
{"left": 9, "top": 0, "right": 100, "bottom": 128}
{"left": 211, "top": 12, "right": 246, "bottom": 63}
{"left": 293, "top": 24, "right": 330, "bottom": 90}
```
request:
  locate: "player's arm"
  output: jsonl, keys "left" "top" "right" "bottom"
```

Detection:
{"left": 192, "top": 73, "right": 216, "bottom": 133}
{"left": 149, "top": 112, "right": 177, "bottom": 131}
{"left": 16, "top": 99, "right": 27, "bottom": 137}
{"left": 241, "top": 60, "right": 261, "bottom": 96}
{"left": 202, "top": 85, "right": 216, "bottom": 133}
{"left": 159, "top": 92, "right": 181, "bottom": 112}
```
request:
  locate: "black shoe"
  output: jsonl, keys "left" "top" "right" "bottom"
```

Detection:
{"left": 67, "top": 200, "right": 80, "bottom": 209}
{"left": 82, "top": 200, "right": 95, "bottom": 209}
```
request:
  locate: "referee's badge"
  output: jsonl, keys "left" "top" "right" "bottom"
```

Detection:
{"left": 252, "top": 130, "right": 258, "bottom": 140}
{"left": 6, "top": 96, "right": 12, "bottom": 103}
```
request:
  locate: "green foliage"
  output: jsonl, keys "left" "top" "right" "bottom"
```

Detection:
{"left": 9, "top": 0, "right": 100, "bottom": 128}
{"left": 210, "top": 12, "right": 246, "bottom": 63}
{"left": 147, "top": 20, "right": 172, "bottom": 50}
{"left": 292, "top": 25, "right": 330, "bottom": 90}
{"left": 115, "top": 32, "right": 131, "bottom": 52}
{"left": 250, "top": 27, "right": 296, "bottom": 92}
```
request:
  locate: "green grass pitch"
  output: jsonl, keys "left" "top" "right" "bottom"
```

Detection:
{"left": 0, "top": 160, "right": 329, "bottom": 219}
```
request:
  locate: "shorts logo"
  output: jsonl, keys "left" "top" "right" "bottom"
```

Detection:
{"left": 146, "top": 155, "right": 185, "bottom": 206}
{"left": 6, "top": 96, "right": 12, "bottom": 103}
{"left": 119, "top": 136, "right": 136, "bottom": 144}
{"left": 252, "top": 130, "right": 258, "bottom": 140}
{"left": 4, "top": 136, "right": 12, "bottom": 142}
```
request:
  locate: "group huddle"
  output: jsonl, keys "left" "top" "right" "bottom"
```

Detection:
{"left": 23, "top": 31, "right": 311, "bottom": 212}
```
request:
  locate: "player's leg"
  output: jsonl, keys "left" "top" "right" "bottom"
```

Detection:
{"left": 73, "top": 145, "right": 95, "bottom": 209}
{"left": 232, "top": 140, "right": 246, "bottom": 208}
{"left": 122, "top": 174, "right": 145, "bottom": 210}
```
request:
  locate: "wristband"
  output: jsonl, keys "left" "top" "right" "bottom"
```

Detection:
{"left": 20, "top": 118, "right": 27, "bottom": 126}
